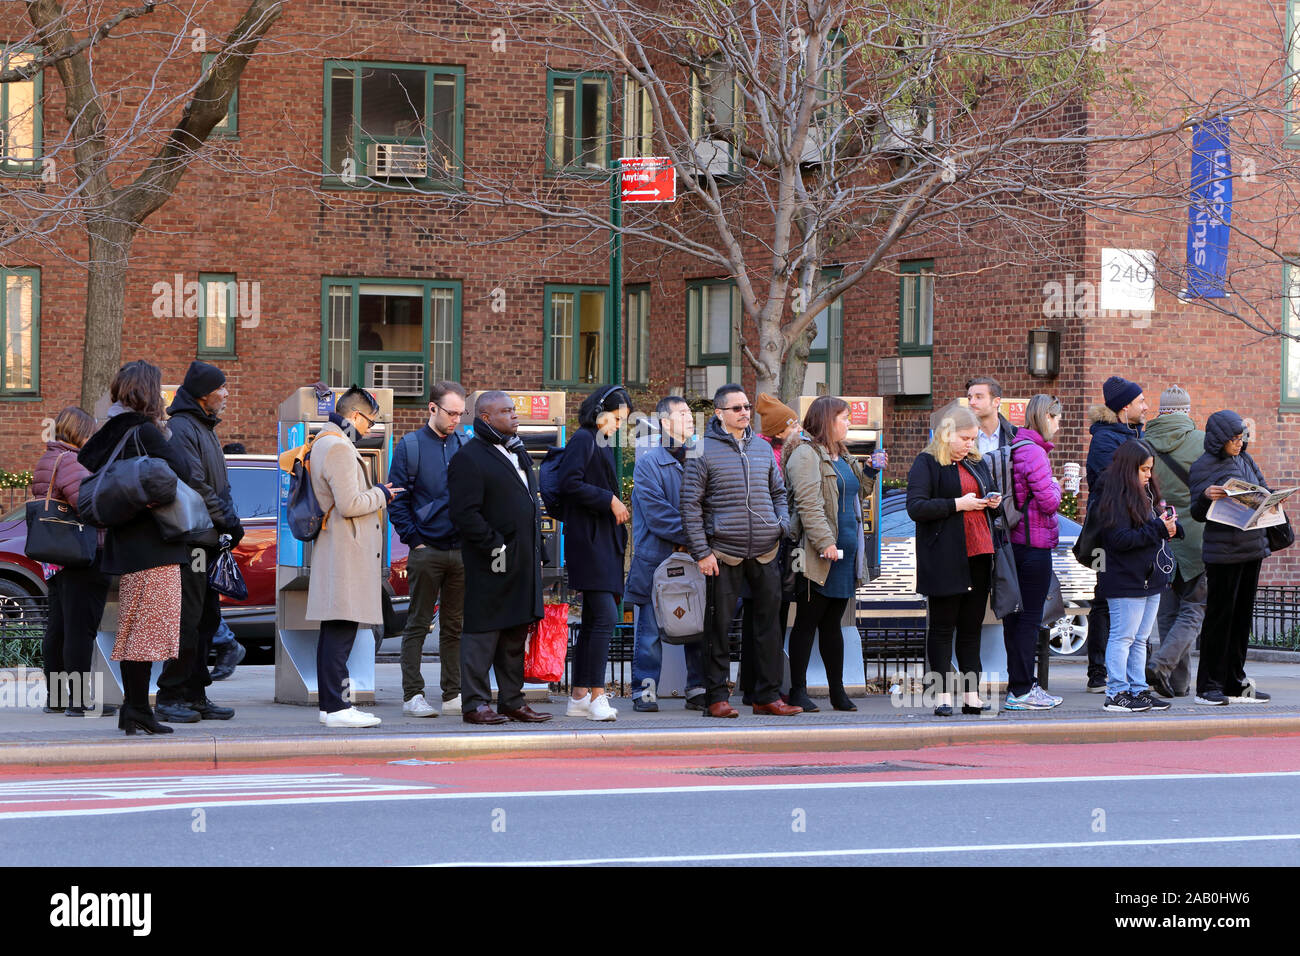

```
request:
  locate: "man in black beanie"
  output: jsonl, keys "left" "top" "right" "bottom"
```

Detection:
{"left": 155, "top": 360, "right": 245, "bottom": 722}
{"left": 1082, "top": 374, "right": 1149, "bottom": 692}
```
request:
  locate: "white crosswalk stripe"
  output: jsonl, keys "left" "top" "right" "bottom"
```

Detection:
{"left": 0, "top": 773, "right": 437, "bottom": 804}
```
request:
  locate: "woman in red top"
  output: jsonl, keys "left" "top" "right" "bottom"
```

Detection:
{"left": 906, "top": 405, "right": 1002, "bottom": 716}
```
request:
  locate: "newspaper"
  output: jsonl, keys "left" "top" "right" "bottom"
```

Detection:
{"left": 1205, "top": 478, "right": 1297, "bottom": 530}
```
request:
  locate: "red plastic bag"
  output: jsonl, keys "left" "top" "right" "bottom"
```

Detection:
{"left": 524, "top": 603, "right": 569, "bottom": 683}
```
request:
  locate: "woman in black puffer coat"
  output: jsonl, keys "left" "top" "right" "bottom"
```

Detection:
{"left": 1188, "top": 410, "right": 1274, "bottom": 706}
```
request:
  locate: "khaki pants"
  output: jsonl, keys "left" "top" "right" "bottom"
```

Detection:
{"left": 400, "top": 546, "right": 465, "bottom": 702}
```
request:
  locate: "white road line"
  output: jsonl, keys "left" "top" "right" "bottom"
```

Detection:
{"left": 0, "top": 769, "right": 1296, "bottom": 820}
{"left": 423, "top": 833, "right": 1300, "bottom": 866}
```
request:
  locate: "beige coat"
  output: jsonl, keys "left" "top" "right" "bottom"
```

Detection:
{"left": 784, "top": 437, "right": 869, "bottom": 588}
{"left": 305, "top": 422, "right": 388, "bottom": 625}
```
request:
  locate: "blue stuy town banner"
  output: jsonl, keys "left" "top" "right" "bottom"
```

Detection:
{"left": 1186, "top": 117, "right": 1232, "bottom": 298}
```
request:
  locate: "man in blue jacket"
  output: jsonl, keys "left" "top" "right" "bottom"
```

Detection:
{"left": 626, "top": 396, "right": 706, "bottom": 712}
{"left": 1083, "top": 375, "right": 1148, "bottom": 691}
{"left": 389, "top": 381, "right": 468, "bottom": 717}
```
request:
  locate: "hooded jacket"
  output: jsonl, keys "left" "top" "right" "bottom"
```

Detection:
{"left": 680, "top": 416, "right": 789, "bottom": 561}
{"left": 1189, "top": 410, "right": 1271, "bottom": 565}
{"left": 1086, "top": 403, "right": 1146, "bottom": 492}
{"left": 165, "top": 386, "right": 240, "bottom": 536}
{"left": 1144, "top": 412, "right": 1207, "bottom": 579}
{"left": 1095, "top": 483, "right": 1182, "bottom": 599}
{"left": 1007, "top": 427, "right": 1061, "bottom": 550}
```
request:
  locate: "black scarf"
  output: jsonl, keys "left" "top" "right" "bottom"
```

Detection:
{"left": 474, "top": 416, "right": 527, "bottom": 457}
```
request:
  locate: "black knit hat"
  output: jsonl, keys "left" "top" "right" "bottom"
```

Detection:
{"left": 1103, "top": 375, "right": 1142, "bottom": 414}
{"left": 182, "top": 360, "right": 226, "bottom": 398}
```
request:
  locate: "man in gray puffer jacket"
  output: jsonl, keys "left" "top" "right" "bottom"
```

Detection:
{"left": 680, "top": 385, "right": 801, "bottom": 718}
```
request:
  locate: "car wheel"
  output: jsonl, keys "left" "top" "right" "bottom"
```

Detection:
{"left": 0, "top": 577, "right": 37, "bottom": 601}
{"left": 1048, "top": 612, "right": 1089, "bottom": 655}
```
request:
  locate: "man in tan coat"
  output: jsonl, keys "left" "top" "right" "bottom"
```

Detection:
{"left": 306, "top": 387, "right": 402, "bottom": 728}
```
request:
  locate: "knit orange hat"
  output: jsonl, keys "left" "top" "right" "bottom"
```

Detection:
{"left": 755, "top": 393, "right": 800, "bottom": 437}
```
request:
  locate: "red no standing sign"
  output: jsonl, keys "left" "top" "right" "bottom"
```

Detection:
{"left": 620, "top": 157, "right": 676, "bottom": 203}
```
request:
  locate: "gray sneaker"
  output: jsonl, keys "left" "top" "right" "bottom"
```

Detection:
{"left": 1026, "top": 684, "right": 1062, "bottom": 707}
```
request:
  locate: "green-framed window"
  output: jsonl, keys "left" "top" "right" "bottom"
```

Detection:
{"left": 1284, "top": 261, "right": 1300, "bottom": 404}
{"left": 198, "top": 273, "right": 237, "bottom": 358}
{"left": 323, "top": 61, "right": 464, "bottom": 190}
{"left": 689, "top": 60, "right": 742, "bottom": 176}
{"left": 548, "top": 71, "right": 612, "bottom": 175}
{"left": 803, "top": 270, "right": 843, "bottom": 396}
{"left": 899, "top": 259, "right": 934, "bottom": 353}
{"left": 322, "top": 278, "right": 462, "bottom": 402}
{"left": 0, "top": 268, "right": 39, "bottom": 395}
{"left": 623, "top": 78, "right": 654, "bottom": 158}
{"left": 686, "top": 279, "right": 741, "bottom": 399}
{"left": 1, "top": 46, "right": 42, "bottom": 175}
{"left": 545, "top": 285, "right": 609, "bottom": 386}
{"left": 201, "top": 54, "right": 238, "bottom": 137}
{"left": 625, "top": 284, "right": 650, "bottom": 386}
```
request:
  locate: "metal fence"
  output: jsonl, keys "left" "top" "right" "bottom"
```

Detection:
{"left": 1251, "top": 586, "right": 1300, "bottom": 650}
{"left": 0, "top": 595, "right": 48, "bottom": 667}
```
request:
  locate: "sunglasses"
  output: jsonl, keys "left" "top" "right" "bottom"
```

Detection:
{"left": 720, "top": 403, "right": 753, "bottom": 413}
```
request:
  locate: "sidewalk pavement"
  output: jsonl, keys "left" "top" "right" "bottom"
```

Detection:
{"left": 3, "top": 657, "right": 1299, "bottom": 767}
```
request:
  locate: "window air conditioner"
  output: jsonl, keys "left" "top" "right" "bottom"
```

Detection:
{"left": 873, "top": 108, "right": 934, "bottom": 155}
{"left": 366, "top": 362, "right": 425, "bottom": 398}
{"left": 877, "top": 355, "right": 931, "bottom": 395}
{"left": 684, "top": 139, "right": 735, "bottom": 179}
{"left": 800, "top": 124, "right": 829, "bottom": 165}
{"left": 367, "top": 143, "right": 428, "bottom": 178}
{"left": 684, "top": 366, "right": 709, "bottom": 400}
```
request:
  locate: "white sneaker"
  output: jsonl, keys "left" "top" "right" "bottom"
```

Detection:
{"left": 566, "top": 693, "right": 592, "bottom": 717}
{"left": 444, "top": 694, "right": 462, "bottom": 712}
{"left": 324, "top": 707, "right": 381, "bottom": 728}
{"left": 587, "top": 694, "right": 618, "bottom": 722}
{"left": 402, "top": 693, "right": 439, "bottom": 717}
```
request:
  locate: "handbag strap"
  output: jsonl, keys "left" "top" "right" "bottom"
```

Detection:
{"left": 45, "top": 451, "right": 69, "bottom": 507}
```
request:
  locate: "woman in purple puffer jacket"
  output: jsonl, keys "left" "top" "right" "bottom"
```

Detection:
{"left": 1001, "top": 394, "right": 1064, "bottom": 710}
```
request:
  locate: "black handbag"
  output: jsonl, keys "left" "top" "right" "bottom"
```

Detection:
{"left": 78, "top": 426, "right": 177, "bottom": 527}
{"left": 208, "top": 543, "right": 248, "bottom": 600}
{"left": 152, "top": 479, "right": 215, "bottom": 543}
{"left": 1267, "top": 512, "right": 1295, "bottom": 552}
{"left": 1072, "top": 503, "right": 1105, "bottom": 570}
{"left": 989, "top": 530, "right": 1023, "bottom": 619}
{"left": 24, "top": 452, "right": 97, "bottom": 567}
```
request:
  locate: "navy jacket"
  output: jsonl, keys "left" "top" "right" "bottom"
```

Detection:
{"left": 1189, "top": 410, "right": 1271, "bottom": 565}
{"left": 1095, "top": 486, "right": 1183, "bottom": 599}
{"left": 625, "top": 442, "right": 690, "bottom": 606}
{"left": 388, "top": 425, "right": 465, "bottom": 549}
{"left": 1085, "top": 403, "right": 1147, "bottom": 492}
{"left": 557, "top": 425, "right": 628, "bottom": 595}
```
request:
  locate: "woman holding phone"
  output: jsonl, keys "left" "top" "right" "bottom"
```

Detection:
{"left": 906, "top": 405, "right": 1001, "bottom": 716}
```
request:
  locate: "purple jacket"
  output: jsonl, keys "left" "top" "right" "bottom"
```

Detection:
{"left": 1008, "top": 428, "right": 1061, "bottom": 550}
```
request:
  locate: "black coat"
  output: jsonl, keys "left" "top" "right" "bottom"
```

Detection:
{"left": 165, "top": 387, "right": 241, "bottom": 534}
{"left": 556, "top": 425, "right": 627, "bottom": 595}
{"left": 1189, "top": 409, "right": 1271, "bottom": 565}
{"left": 447, "top": 434, "right": 545, "bottom": 632}
{"left": 906, "top": 451, "right": 998, "bottom": 597}
{"left": 78, "top": 412, "right": 192, "bottom": 575}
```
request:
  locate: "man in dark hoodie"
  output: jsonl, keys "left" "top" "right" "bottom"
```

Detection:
{"left": 1188, "top": 409, "right": 1274, "bottom": 706}
{"left": 1143, "top": 386, "right": 1206, "bottom": 698}
{"left": 154, "top": 361, "right": 244, "bottom": 723}
{"left": 1082, "top": 375, "right": 1148, "bottom": 691}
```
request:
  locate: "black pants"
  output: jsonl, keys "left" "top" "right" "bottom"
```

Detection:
{"left": 317, "top": 619, "right": 359, "bottom": 714}
{"left": 706, "top": 559, "right": 783, "bottom": 706}
{"left": 156, "top": 557, "right": 220, "bottom": 704}
{"left": 1086, "top": 597, "right": 1110, "bottom": 683}
{"left": 43, "top": 563, "right": 110, "bottom": 708}
{"left": 459, "top": 623, "right": 528, "bottom": 714}
{"left": 787, "top": 587, "right": 848, "bottom": 693}
{"left": 740, "top": 597, "right": 789, "bottom": 696}
{"left": 925, "top": 554, "right": 991, "bottom": 698}
{"left": 1196, "top": 560, "right": 1261, "bottom": 697}
{"left": 1001, "top": 544, "right": 1052, "bottom": 697}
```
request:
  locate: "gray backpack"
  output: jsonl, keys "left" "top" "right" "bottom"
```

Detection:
{"left": 651, "top": 551, "right": 707, "bottom": 644}
{"left": 983, "top": 439, "right": 1035, "bottom": 532}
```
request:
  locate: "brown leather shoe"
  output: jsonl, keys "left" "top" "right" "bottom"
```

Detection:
{"left": 704, "top": 701, "right": 739, "bottom": 718}
{"left": 501, "top": 704, "right": 553, "bottom": 723}
{"left": 462, "top": 704, "right": 509, "bottom": 725}
{"left": 753, "top": 700, "right": 803, "bottom": 716}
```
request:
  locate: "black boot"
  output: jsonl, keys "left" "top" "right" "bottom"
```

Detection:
{"left": 118, "top": 705, "right": 174, "bottom": 736}
{"left": 828, "top": 685, "right": 857, "bottom": 711}
{"left": 787, "top": 687, "right": 820, "bottom": 713}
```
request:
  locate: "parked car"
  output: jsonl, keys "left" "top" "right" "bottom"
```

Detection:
{"left": 0, "top": 454, "right": 410, "bottom": 655}
{"left": 860, "top": 488, "right": 1094, "bottom": 655}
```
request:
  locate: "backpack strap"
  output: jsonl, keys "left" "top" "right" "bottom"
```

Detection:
{"left": 400, "top": 430, "right": 421, "bottom": 487}
{"left": 1153, "top": 448, "right": 1190, "bottom": 487}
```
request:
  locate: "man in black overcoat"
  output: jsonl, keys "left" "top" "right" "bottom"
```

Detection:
{"left": 447, "top": 391, "right": 552, "bottom": 725}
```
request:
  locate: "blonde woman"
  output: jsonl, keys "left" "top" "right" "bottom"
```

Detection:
{"left": 905, "top": 405, "right": 1001, "bottom": 716}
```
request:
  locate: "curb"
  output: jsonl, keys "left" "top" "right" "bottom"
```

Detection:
{"left": 4, "top": 713, "right": 1300, "bottom": 767}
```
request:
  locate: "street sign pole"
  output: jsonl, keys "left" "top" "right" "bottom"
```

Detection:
{"left": 609, "top": 161, "right": 624, "bottom": 621}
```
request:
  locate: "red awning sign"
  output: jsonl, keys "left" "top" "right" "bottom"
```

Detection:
{"left": 620, "top": 157, "right": 676, "bottom": 203}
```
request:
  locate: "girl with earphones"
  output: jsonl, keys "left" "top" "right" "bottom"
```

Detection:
{"left": 1091, "top": 440, "right": 1183, "bottom": 713}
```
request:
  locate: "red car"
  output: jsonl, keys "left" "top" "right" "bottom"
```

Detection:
{"left": 0, "top": 454, "right": 410, "bottom": 653}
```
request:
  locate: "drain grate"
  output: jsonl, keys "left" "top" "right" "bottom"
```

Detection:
{"left": 675, "top": 761, "right": 971, "bottom": 777}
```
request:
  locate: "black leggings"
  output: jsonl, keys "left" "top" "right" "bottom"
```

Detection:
{"left": 925, "top": 554, "right": 991, "bottom": 698}
{"left": 787, "top": 587, "right": 848, "bottom": 693}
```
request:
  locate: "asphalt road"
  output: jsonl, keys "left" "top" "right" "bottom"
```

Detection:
{"left": 3, "top": 737, "right": 1299, "bottom": 867}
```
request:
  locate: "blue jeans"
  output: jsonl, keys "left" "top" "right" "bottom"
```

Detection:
{"left": 1106, "top": 594, "right": 1161, "bottom": 698}
{"left": 631, "top": 602, "right": 705, "bottom": 702}
{"left": 211, "top": 618, "right": 235, "bottom": 647}
{"left": 572, "top": 590, "right": 618, "bottom": 689}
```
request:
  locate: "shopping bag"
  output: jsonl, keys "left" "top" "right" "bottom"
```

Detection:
{"left": 524, "top": 602, "right": 569, "bottom": 683}
{"left": 207, "top": 545, "right": 249, "bottom": 601}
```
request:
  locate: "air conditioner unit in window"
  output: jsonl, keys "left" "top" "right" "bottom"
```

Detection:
{"left": 367, "top": 143, "right": 428, "bottom": 178}
{"left": 873, "top": 108, "right": 934, "bottom": 155}
{"left": 683, "top": 139, "right": 735, "bottom": 179}
{"left": 684, "top": 366, "right": 709, "bottom": 400}
{"left": 877, "top": 355, "right": 931, "bottom": 395}
{"left": 366, "top": 362, "right": 425, "bottom": 398}
{"left": 799, "top": 125, "right": 829, "bottom": 165}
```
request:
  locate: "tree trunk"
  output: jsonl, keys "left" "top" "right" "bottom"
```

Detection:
{"left": 80, "top": 218, "right": 135, "bottom": 410}
{"left": 779, "top": 323, "right": 816, "bottom": 405}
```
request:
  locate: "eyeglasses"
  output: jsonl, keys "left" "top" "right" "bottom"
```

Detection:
{"left": 356, "top": 411, "right": 376, "bottom": 429}
{"left": 432, "top": 402, "right": 465, "bottom": 418}
{"left": 720, "top": 403, "right": 753, "bottom": 413}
